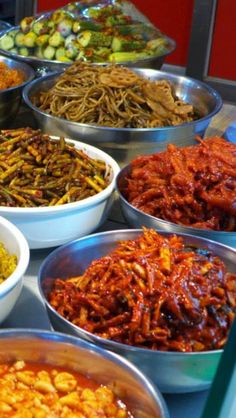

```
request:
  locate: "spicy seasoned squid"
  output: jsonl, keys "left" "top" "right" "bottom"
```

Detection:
{"left": 0, "top": 128, "right": 110, "bottom": 207}
{"left": 121, "top": 137, "right": 236, "bottom": 231}
{"left": 49, "top": 228, "right": 236, "bottom": 352}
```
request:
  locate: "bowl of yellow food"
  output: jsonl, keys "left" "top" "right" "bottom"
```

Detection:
{"left": 0, "top": 216, "right": 29, "bottom": 323}
{"left": 0, "top": 328, "right": 169, "bottom": 418}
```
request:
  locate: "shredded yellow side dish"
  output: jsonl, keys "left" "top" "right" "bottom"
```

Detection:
{"left": 0, "top": 243, "right": 17, "bottom": 284}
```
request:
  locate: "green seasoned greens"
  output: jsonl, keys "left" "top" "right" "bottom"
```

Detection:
{"left": 0, "top": 128, "right": 110, "bottom": 207}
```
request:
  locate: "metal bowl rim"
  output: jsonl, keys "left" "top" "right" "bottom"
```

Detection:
{"left": 116, "top": 164, "right": 236, "bottom": 237}
{"left": 0, "top": 55, "right": 35, "bottom": 92}
{"left": 23, "top": 68, "right": 223, "bottom": 133}
{"left": 0, "top": 327, "right": 169, "bottom": 417}
{"left": 37, "top": 227, "right": 235, "bottom": 356}
{"left": 0, "top": 25, "right": 176, "bottom": 67}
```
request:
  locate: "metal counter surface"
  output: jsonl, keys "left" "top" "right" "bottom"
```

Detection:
{"left": 2, "top": 101, "right": 236, "bottom": 417}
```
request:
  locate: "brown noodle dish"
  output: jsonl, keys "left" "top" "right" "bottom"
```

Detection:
{"left": 35, "top": 61, "right": 197, "bottom": 128}
{"left": 0, "top": 128, "right": 110, "bottom": 207}
{"left": 121, "top": 136, "right": 236, "bottom": 231}
{"left": 49, "top": 228, "right": 236, "bottom": 353}
{"left": 0, "top": 360, "right": 132, "bottom": 417}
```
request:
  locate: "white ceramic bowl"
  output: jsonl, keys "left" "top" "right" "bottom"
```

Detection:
{"left": 0, "top": 137, "right": 120, "bottom": 249}
{"left": 0, "top": 216, "right": 29, "bottom": 323}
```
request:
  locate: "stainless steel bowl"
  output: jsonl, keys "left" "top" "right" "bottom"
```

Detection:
{"left": 0, "top": 20, "right": 12, "bottom": 35}
{"left": 0, "top": 26, "right": 175, "bottom": 77}
{"left": 0, "top": 55, "right": 34, "bottom": 127}
{"left": 23, "top": 68, "right": 222, "bottom": 166}
{"left": 38, "top": 229, "right": 236, "bottom": 393}
{"left": 0, "top": 328, "right": 168, "bottom": 417}
{"left": 116, "top": 164, "right": 236, "bottom": 248}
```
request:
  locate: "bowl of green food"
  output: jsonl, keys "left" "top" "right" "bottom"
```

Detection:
{"left": 0, "top": 1, "right": 175, "bottom": 76}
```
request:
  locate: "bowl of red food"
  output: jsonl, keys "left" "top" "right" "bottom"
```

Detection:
{"left": 116, "top": 136, "right": 236, "bottom": 248}
{"left": 0, "top": 55, "right": 34, "bottom": 127}
{"left": 38, "top": 228, "right": 236, "bottom": 393}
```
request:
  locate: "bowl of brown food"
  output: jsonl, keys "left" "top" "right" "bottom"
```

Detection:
{"left": 38, "top": 228, "right": 236, "bottom": 393}
{"left": 0, "top": 328, "right": 169, "bottom": 417}
{"left": 116, "top": 136, "right": 236, "bottom": 248}
{"left": 0, "top": 128, "right": 119, "bottom": 249}
{"left": 23, "top": 62, "right": 222, "bottom": 165}
{"left": 0, "top": 55, "right": 34, "bottom": 127}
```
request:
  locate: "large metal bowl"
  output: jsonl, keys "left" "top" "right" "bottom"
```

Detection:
{"left": 23, "top": 68, "right": 222, "bottom": 166}
{"left": 0, "top": 55, "right": 34, "bottom": 127}
{"left": 0, "top": 25, "right": 175, "bottom": 76}
{"left": 38, "top": 229, "right": 236, "bottom": 393}
{"left": 116, "top": 164, "right": 236, "bottom": 248}
{"left": 0, "top": 328, "right": 169, "bottom": 418}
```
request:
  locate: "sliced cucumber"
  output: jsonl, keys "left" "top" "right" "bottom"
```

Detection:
{"left": 36, "top": 34, "right": 49, "bottom": 47}
{"left": 43, "top": 45, "right": 56, "bottom": 60}
{"left": 18, "top": 47, "right": 30, "bottom": 57}
{"left": 15, "top": 32, "right": 25, "bottom": 47}
{"left": 0, "top": 35, "right": 14, "bottom": 50}
{"left": 55, "top": 46, "right": 66, "bottom": 59}
{"left": 23, "top": 31, "right": 37, "bottom": 48}
{"left": 48, "top": 31, "right": 64, "bottom": 47}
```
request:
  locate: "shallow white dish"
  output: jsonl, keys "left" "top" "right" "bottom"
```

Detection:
{"left": 0, "top": 216, "right": 29, "bottom": 322}
{"left": 0, "top": 137, "right": 120, "bottom": 249}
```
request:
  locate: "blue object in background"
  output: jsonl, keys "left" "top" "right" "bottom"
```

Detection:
{"left": 223, "top": 120, "right": 236, "bottom": 143}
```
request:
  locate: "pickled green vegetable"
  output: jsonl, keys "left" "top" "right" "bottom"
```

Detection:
{"left": 23, "top": 32, "right": 37, "bottom": 48}
{"left": 65, "top": 44, "right": 79, "bottom": 59}
{"left": 78, "top": 31, "right": 112, "bottom": 47}
{"left": 0, "top": 1, "right": 171, "bottom": 64}
{"left": 15, "top": 32, "right": 25, "bottom": 47}
{"left": 35, "top": 46, "right": 44, "bottom": 58}
{"left": 65, "top": 34, "right": 76, "bottom": 47}
{"left": 109, "top": 50, "right": 151, "bottom": 62}
{"left": 43, "top": 45, "right": 56, "bottom": 60}
{"left": 20, "top": 17, "right": 34, "bottom": 33}
{"left": 48, "top": 31, "right": 64, "bottom": 47}
{"left": 36, "top": 34, "right": 49, "bottom": 47}
{"left": 111, "top": 36, "right": 146, "bottom": 52}
{"left": 72, "top": 20, "right": 101, "bottom": 33}
{"left": 0, "top": 35, "right": 14, "bottom": 50}
{"left": 55, "top": 46, "right": 66, "bottom": 60}
{"left": 18, "top": 47, "right": 29, "bottom": 56}
{"left": 32, "top": 21, "right": 45, "bottom": 35}
{"left": 57, "top": 55, "right": 72, "bottom": 62}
